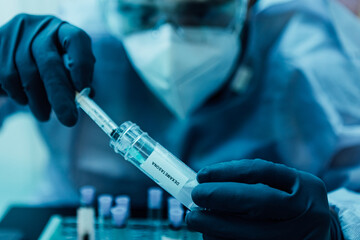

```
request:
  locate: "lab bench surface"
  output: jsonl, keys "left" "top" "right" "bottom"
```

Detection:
{"left": 0, "top": 205, "right": 78, "bottom": 240}
{"left": 0, "top": 205, "right": 201, "bottom": 240}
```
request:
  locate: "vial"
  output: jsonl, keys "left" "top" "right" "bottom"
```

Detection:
{"left": 80, "top": 186, "right": 96, "bottom": 207}
{"left": 169, "top": 208, "right": 184, "bottom": 230}
{"left": 115, "top": 195, "right": 131, "bottom": 219}
{"left": 98, "top": 194, "right": 113, "bottom": 226}
{"left": 111, "top": 206, "right": 127, "bottom": 228}
{"left": 147, "top": 187, "right": 163, "bottom": 221}
{"left": 168, "top": 197, "right": 182, "bottom": 211}
{"left": 77, "top": 186, "right": 96, "bottom": 240}
{"left": 97, "top": 194, "right": 113, "bottom": 239}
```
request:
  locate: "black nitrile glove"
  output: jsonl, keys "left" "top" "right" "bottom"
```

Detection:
{"left": 186, "top": 159, "right": 344, "bottom": 240}
{"left": 0, "top": 14, "right": 95, "bottom": 126}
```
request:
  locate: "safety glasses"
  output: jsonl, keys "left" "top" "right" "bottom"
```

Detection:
{"left": 100, "top": 0, "right": 248, "bottom": 38}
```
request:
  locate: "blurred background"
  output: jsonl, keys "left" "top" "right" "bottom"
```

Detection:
{"left": 0, "top": 0, "right": 56, "bottom": 220}
{"left": 0, "top": 0, "right": 59, "bottom": 25}
{"left": 0, "top": 0, "right": 104, "bottom": 32}
{"left": 0, "top": 0, "right": 103, "bottom": 220}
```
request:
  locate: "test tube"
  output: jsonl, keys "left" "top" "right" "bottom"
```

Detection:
{"left": 110, "top": 122, "right": 199, "bottom": 210}
{"left": 98, "top": 195, "right": 113, "bottom": 239}
{"left": 111, "top": 206, "right": 127, "bottom": 228}
{"left": 77, "top": 207, "right": 95, "bottom": 240}
{"left": 169, "top": 208, "right": 184, "bottom": 230}
{"left": 168, "top": 197, "right": 182, "bottom": 211}
{"left": 77, "top": 186, "right": 96, "bottom": 240}
{"left": 80, "top": 186, "right": 96, "bottom": 207}
{"left": 98, "top": 194, "right": 113, "bottom": 224}
{"left": 147, "top": 187, "right": 163, "bottom": 221}
{"left": 115, "top": 195, "right": 131, "bottom": 219}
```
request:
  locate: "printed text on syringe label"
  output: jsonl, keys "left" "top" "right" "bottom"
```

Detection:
{"left": 141, "top": 149, "right": 188, "bottom": 196}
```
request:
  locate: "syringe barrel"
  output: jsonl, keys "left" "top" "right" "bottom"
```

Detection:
{"left": 75, "top": 89, "right": 118, "bottom": 138}
{"left": 110, "top": 122, "right": 199, "bottom": 210}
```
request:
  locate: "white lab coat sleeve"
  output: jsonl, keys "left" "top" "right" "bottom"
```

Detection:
{"left": 328, "top": 188, "right": 360, "bottom": 240}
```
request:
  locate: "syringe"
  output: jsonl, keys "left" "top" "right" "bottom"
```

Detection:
{"left": 75, "top": 89, "right": 118, "bottom": 138}
{"left": 75, "top": 89, "right": 199, "bottom": 210}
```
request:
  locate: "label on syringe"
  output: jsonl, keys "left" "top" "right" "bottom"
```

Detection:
{"left": 141, "top": 146, "right": 188, "bottom": 196}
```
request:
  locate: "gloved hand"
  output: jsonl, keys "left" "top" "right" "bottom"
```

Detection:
{"left": 0, "top": 14, "right": 95, "bottom": 126}
{"left": 186, "top": 159, "right": 344, "bottom": 240}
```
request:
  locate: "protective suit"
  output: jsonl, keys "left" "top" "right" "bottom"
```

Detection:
{"left": 0, "top": 0, "right": 360, "bottom": 238}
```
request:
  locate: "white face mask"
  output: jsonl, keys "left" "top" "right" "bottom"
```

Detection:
{"left": 123, "top": 24, "right": 241, "bottom": 119}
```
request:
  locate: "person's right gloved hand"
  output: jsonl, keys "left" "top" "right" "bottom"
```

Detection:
{"left": 186, "top": 159, "right": 344, "bottom": 240}
{"left": 0, "top": 14, "right": 95, "bottom": 126}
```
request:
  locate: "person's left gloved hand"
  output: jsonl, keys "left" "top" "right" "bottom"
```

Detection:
{"left": 186, "top": 159, "right": 343, "bottom": 240}
{"left": 0, "top": 14, "right": 95, "bottom": 126}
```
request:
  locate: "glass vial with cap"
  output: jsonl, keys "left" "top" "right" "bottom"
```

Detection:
{"left": 110, "top": 121, "right": 199, "bottom": 210}
{"left": 147, "top": 187, "right": 163, "bottom": 222}
{"left": 98, "top": 194, "right": 113, "bottom": 227}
